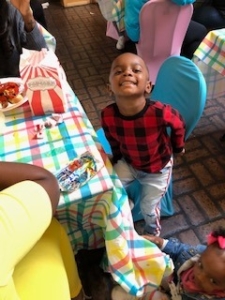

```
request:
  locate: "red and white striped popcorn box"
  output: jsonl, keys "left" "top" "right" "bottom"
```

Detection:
{"left": 20, "top": 50, "right": 67, "bottom": 116}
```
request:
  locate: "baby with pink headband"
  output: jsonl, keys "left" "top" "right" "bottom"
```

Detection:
{"left": 143, "top": 226, "right": 225, "bottom": 300}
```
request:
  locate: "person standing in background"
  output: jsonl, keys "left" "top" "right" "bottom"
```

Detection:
{"left": 192, "top": 0, "right": 225, "bottom": 31}
{"left": 97, "top": 0, "right": 127, "bottom": 50}
{"left": 0, "top": 0, "right": 47, "bottom": 78}
{"left": 30, "top": 0, "right": 48, "bottom": 29}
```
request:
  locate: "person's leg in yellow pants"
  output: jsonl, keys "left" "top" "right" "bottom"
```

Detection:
{"left": 0, "top": 181, "right": 83, "bottom": 299}
{"left": 13, "top": 218, "right": 82, "bottom": 300}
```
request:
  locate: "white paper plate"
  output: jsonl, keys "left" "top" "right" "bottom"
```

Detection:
{"left": 0, "top": 112, "right": 5, "bottom": 134}
{"left": 0, "top": 77, "right": 28, "bottom": 112}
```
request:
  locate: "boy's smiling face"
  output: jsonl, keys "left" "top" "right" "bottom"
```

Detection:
{"left": 108, "top": 53, "right": 151, "bottom": 99}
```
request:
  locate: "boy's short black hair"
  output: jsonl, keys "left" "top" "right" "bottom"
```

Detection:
{"left": 110, "top": 52, "right": 150, "bottom": 79}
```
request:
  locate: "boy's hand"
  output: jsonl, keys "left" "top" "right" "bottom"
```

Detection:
{"left": 10, "top": 0, "right": 35, "bottom": 32}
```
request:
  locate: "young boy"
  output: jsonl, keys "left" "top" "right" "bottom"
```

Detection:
{"left": 101, "top": 53, "right": 185, "bottom": 236}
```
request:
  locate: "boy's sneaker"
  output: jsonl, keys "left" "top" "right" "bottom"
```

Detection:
{"left": 116, "top": 36, "right": 125, "bottom": 50}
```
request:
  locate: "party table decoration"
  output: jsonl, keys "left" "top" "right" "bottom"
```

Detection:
{"left": 20, "top": 49, "right": 67, "bottom": 115}
{"left": 55, "top": 151, "right": 103, "bottom": 192}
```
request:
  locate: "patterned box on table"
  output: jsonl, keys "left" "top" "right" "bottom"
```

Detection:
{"left": 20, "top": 49, "right": 67, "bottom": 116}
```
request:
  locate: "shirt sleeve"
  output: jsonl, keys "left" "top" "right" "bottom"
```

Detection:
{"left": 21, "top": 23, "right": 47, "bottom": 50}
{"left": 163, "top": 238, "right": 206, "bottom": 270}
{"left": 0, "top": 181, "right": 52, "bottom": 287}
{"left": 12, "top": 5, "right": 47, "bottom": 51}
{"left": 163, "top": 104, "right": 186, "bottom": 153}
{"left": 101, "top": 109, "right": 123, "bottom": 163}
{"left": 162, "top": 238, "right": 188, "bottom": 260}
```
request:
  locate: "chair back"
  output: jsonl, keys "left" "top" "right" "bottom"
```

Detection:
{"left": 136, "top": 0, "right": 193, "bottom": 84}
{"left": 132, "top": 56, "right": 207, "bottom": 221}
{"left": 151, "top": 55, "right": 207, "bottom": 139}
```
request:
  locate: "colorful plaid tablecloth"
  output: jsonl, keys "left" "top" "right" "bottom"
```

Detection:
{"left": 0, "top": 85, "right": 113, "bottom": 205}
{"left": 0, "top": 78, "right": 173, "bottom": 297}
{"left": 193, "top": 29, "right": 225, "bottom": 99}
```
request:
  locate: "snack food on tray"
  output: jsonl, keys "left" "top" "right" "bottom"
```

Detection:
{"left": 0, "top": 79, "right": 24, "bottom": 109}
{"left": 55, "top": 151, "right": 100, "bottom": 192}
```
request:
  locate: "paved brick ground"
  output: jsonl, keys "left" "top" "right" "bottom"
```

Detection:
{"left": 45, "top": 2, "right": 225, "bottom": 298}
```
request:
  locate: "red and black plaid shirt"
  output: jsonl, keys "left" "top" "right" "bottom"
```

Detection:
{"left": 101, "top": 99, "right": 186, "bottom": 173}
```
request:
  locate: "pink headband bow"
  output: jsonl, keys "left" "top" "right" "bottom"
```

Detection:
{"left": 207, "top": 233, "right": 225, "bottom": 249}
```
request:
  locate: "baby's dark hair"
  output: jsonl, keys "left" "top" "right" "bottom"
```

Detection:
{"left": 211, "top": 226, "right": 225, "bottom": 238}
{"left": 0, "top": 0, "right": 14, "bottom": 58}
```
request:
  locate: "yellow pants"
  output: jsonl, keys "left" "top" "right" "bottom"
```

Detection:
{"left": 14, "top": 218, "right": 82, "bottom": 299}
{"left": 0, "top": 181, "right": 82, "bottom": 299}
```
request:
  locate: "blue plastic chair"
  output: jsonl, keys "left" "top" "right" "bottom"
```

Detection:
{"left": 97, "top": 56, "right": 207, "bottom": 222}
